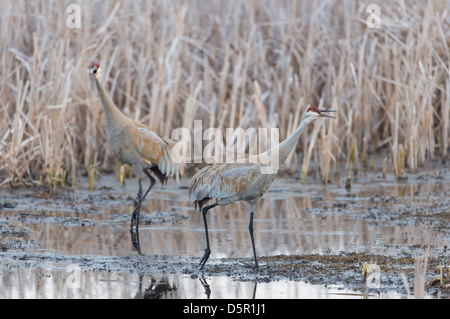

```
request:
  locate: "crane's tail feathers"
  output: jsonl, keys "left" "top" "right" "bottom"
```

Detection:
{"left": 188, "top": 176, "right": 211, "bottom": 211}
{"left": 158, "top": 138, "right": 185, "bottom": 183}
{"left": 194, "top": 186, "right": 210, "bottom": 203}
{"left": 149, "top": 167, "right": 168, "bottom": 185}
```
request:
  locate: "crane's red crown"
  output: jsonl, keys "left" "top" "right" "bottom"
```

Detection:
{"left": 92, "top": 62, "right": 100, "bottom": 68}
{"left": 306, "top": 106, "right": 319, "bottom": 113}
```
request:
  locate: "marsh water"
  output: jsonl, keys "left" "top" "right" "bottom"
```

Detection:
{"left": 1, "top": 162, "right": 449, "bottom": 299}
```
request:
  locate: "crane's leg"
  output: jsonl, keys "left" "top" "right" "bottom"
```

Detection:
{"left": 199, "top": 277, "right": 211, "bottom": 299}
{"left": 141, "top": 169, "right": 156, "bottom": 203}
{"left": 199, "top": 203, "right": 218, "bottom": 269}
{"left": 130, "top": 170, "right": 156, "bottom": 254}
{"left": 248, "top": 211, "right": 259, "bottom": 269}
{"left": 130, "top": 178, "right": 143, "bottom": 253}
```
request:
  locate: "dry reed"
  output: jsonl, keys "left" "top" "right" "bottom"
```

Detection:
{"left": 0, "top": 0, "right": 449, "bottom": 188}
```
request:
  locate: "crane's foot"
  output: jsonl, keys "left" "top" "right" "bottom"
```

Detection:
{"left": 199, "top": 248, "right": 211, "bottom": 269}
{"left": 239, "top": 260, "right": 268, "bottom": 269}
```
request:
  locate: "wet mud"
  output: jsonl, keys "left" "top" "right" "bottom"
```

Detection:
{"left": 1, "top": 163, "right": 449, "bottom": 298}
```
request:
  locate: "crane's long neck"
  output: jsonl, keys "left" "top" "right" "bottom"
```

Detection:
{"left": 260, "top": 115, "right": 312, "bottom": 168}
{"left": 94, "top": 74, "right": 126, "bottom": 129}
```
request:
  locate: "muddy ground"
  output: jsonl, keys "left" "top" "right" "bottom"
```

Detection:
{"left": 1, "top": 163, "right": 449, "bottom": 298}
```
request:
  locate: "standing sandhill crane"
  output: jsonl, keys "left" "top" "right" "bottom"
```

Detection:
{"left": 90, "top": 62, "right": 183, "bottom": 254}
{"left": 189, "top": 106, "right": 335, "bottom": 269}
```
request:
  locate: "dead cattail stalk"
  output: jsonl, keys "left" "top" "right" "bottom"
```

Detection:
{"left": 0, "top": 0, "right": 448, "bottom": 187}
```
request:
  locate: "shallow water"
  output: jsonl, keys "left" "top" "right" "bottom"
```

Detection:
{"left": 1, "top": 164, "right": 449, "bottom": 299}
{"left": 1, "top": 269, "right": 387, "bottom": 299}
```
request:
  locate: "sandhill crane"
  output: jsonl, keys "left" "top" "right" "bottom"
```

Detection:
{"left": 189, "top": 106, "right": 335, "bottom": 269}
{"left": 90, "top": 62, "right": 183, "bottom": 254}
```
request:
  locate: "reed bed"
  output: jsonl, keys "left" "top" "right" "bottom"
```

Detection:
{"left": 0, "top": 0, "right": 449, "bottom": 188}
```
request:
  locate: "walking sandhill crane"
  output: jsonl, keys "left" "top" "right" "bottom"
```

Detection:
{"left": 90, "top": 62, "right": 183, "bottom": 254}
{"left": 189, "top": 106, "right": 335, "bottom": 269}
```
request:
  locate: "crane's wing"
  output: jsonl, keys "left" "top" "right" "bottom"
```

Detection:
{"left": 189, "top": 162, "right": 261, "bottom": 208}
{"left": 127, "top": 122, "right": 182, "bottom": 181}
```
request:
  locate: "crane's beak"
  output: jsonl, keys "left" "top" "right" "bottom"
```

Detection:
{"left": 318, "top": 109, "right": 336, "bottom": 119}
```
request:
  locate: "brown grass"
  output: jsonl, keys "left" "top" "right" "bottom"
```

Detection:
{"left": 0, "top": 0, "right": 449, "bottom": 188}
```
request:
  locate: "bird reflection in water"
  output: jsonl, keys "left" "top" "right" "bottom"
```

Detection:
{"left": 134, "top": 275, "right": 258, "bottom": 299}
